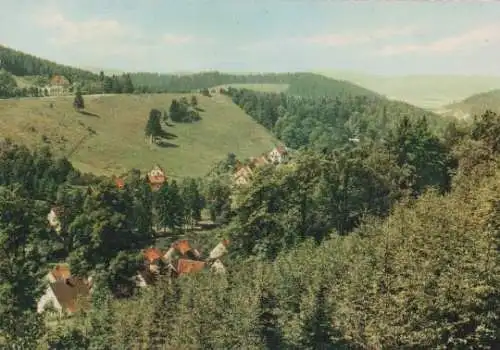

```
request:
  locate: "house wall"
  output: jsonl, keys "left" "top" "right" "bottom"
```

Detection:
{"left": 47, "top": 210, "right": 62, "bottom": 233}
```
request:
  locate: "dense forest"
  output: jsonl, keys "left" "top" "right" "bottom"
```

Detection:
{"left": 0, "top": 45, "right": 98, "bottom": 82}
{"left": 2, "top": 89, "right": 500, "bottom": 347}
{"left": 223, "top": 87, "right": 452, "bottom": 151}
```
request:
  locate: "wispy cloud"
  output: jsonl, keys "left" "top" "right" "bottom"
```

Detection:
{"left": 163, "top": 34, "right": 195, "bottom": 45}
{"left": 297, "top": 26, "right": 418, "bottom": 47}
{"left": 36, "top": 11, "right": 133, "bottom": 47}
{"left": 377, "top": 23, "right": 500, "bottom": 56}
{"left": 238, "top": 26, "right": 418, "bottom": 53}
{"left": 34, "top": 6, "right": 208, "bottom": 59}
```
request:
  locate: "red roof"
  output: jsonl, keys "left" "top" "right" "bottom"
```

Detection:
{"left": 50, "top": 75, "right": 70, "bottom": 86}
{"left": 50, "top": 264, "right": 71, "bottom": 280}
{"left": 143, "top": 248, "right": 162, "bottom": 263}
{"left": 172, "top": 239, "right": 192, "bottom": 255}
{"left": 176, "top": 259, "right": 206, "bottom": 276}
{"left": 115, "top": 178, "right": 125, "bottom": 189}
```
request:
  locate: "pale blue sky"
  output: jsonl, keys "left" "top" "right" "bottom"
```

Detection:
{"left": 1, "top": 0, "right": 500, "bottom": 75}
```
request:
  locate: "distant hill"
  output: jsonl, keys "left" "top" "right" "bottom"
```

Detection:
{"left": 129, "top": 71, "right": 380, "bottom": 99}
{"left": 0, "top": 93, "right": 278, "bottom": 178}
{"left": 438, "top": 89, "right": 500, "bottom": 119}
{"left": 317, "top": 70, "right": 500, "bottom": 110}
{"left": 0, "top": 44, "right": 98, "bottom": 82}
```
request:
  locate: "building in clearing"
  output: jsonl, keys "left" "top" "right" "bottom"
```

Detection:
{"left": 37, "top": 265, "right": 92, "bottom": 315}
{"left": 47, "top": 206, "right": 63, "bottom": 233}
{"left": 147, "top": 164, "right": 167, "bottom": 191}
{"left": 268, "top": 146, "right": 289, "bottom": 164}
{"left": 233, "top": 164, "right": 254, "bottom": 186}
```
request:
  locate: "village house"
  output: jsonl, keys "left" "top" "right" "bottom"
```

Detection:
{"left": 44, "top": 75, "right": 71, "bottom": 96}
{"left": 147, "top": 164, "right": 167, "bottom": 191}
{"left": 268, "top": 146, "right": 289, "bottom": 164}
{"left": 135, "top": 247, "right": 164, "bottom": 287}
{"left": 136, "top": 239, "right": 229, "bottom": 286}
{"left": 176, "top": 258, "right": 206, "bottom": 276}
{"left": 37, "top": 265, "right": 92, "bottom": 315}
{"left": 233, "top": 164, "right": 254, "bottom": 186}
{"left": 47, "top": 206, "right": 63, "bottom": 233}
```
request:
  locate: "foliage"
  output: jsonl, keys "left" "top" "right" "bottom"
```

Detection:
{"left": 0, "top": 44, "right": 97, "bottom": 82}
{"left": 144, "top": 108, "right": 163, "bottom": 142}
{"left": 73, "top": 88, "right": 85, "bottom": 110}
{"left": 0, "top": 186, "right": 51, "bottom": 346}
{"left": 224, "top": 87, "right": 450, "bottom": 151}
{"left": 168, "top": 98, "right": 201, "bottom": 123}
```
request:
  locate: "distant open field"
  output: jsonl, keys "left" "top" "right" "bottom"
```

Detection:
{"left": 0, "top": 93, "right": 278, "bottom": 178}
{"left": 317, "top": 71, "right": 500, "bottom": 110}
{"left": 214, "top": 83, "right": 290, "bottom": 93}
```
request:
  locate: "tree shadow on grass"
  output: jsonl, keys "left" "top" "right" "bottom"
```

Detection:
{"left": 156, "top": 140, "right": 179, "bottom": 148}
{"left": 78, "top": 110, "right": 100, "bottom": 118}
{"left": 158, "top": 129, "right": 178, "bottom": 140}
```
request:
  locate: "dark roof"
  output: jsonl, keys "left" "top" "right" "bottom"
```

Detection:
{"left": 49, "top": 277, "right": 91, "bottom": 313}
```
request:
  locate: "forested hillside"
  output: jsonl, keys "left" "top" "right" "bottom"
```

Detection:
{"left": 129, "top": 71, "right": 377, "bottom": 98}
{"left": 0, "top": 45, "right": 98, "bottom": 82}
{"left": 0, "top": 46, "right": 380, "bottom": 100}
{"left": 223, "top": 87, "right": 451, "bottom": 151}
{"left": 441, "top": 89, "right": 500, "bottom": 118}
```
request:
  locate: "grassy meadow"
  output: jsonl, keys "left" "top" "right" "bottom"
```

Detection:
{"left": 0, "top": 92, "right": 278, "bottom": 178}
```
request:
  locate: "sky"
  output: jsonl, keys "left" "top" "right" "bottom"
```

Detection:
{"left": 1, "top": 0, "right": 500, "bottom": 75}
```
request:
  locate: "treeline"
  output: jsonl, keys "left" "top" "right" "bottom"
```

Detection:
{"left": 0, "top": 69, "right": 137, "bottom": 98}
{"left": 223, "top": 87, "right": 451, "bottom": 151}
{"left": 128, "top": 71, "right": 377, "bottom": 97}
{"left": 129, "top": 71, "right": 291, "bottom": 93}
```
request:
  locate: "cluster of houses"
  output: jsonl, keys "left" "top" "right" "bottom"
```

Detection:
{"left": 37, "top": 238, "right": 230, "bottom": 316}
{"left": 39, "top": 146, "right": 290, "bottom": 317}
{"left": 113, "top": 164, "right": 167, "bottom": 191}
{"left": 233, "top": 145, "right": 290, "bottom": 186}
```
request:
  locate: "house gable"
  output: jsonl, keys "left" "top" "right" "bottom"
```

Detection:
{"left": 147, "top": 165, "right": 166, "bottom": 190}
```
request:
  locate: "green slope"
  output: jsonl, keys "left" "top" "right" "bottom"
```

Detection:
{"left": 438, "top": 89, "right": 500, "bottom": 119}
{"left": 0, "top": 93, "right": 278, "bottom": 178}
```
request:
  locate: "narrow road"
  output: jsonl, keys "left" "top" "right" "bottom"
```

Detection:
{"left": 0, "top": 93, "right": 118, "bottom": 101}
